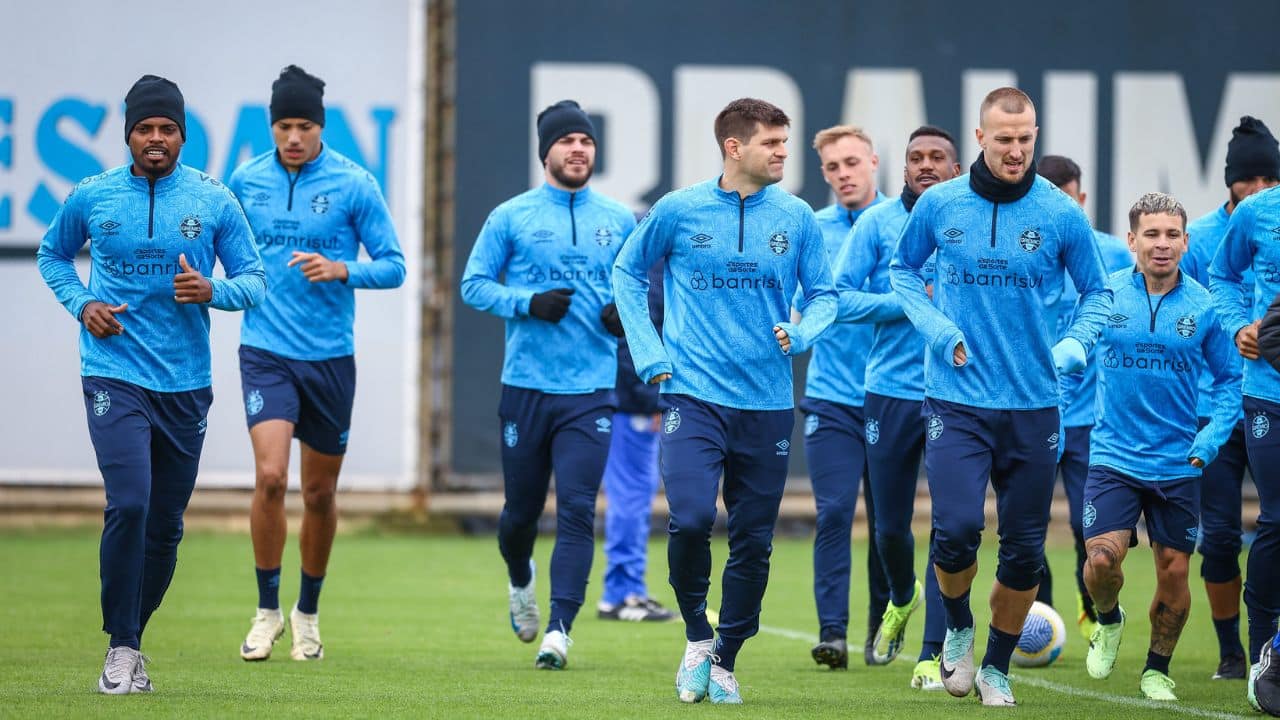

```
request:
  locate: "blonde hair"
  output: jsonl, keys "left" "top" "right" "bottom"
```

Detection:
{"left": 1128, "top": 192, "right": 1187, "bottom": 231}
{"left": 812, "top": 125, "right": 874, "bottom": 153}
{"left": 979, "top": 87, "right": 1034, "bottom": 123}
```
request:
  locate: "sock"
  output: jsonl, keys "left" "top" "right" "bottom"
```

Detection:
{"left": 1144, "top": 650, "right": 1172, "bottom": 676}
{"left": 297, "top": 570, "right": 324, "bottom": 615}
{"left": 509, "top": 558, "right": 532, "bottom": 589}
{"left": 547, "top": 600, "right": 579, "bottom": 635}
{"left": 819, "top": 628, "right": 846, "bottom": 643}
{"left": 256, "top": 566, "right": 281, "bottom": 610}
{"left": 1098, "top": 605, "right": 1123, "bottom": 625}
{"left": 942, "top": 589, "right": 974, "bottom": 630}
{"left": 713, "top": 634, "right": 743, "bottom": 672}
{"left": 109, "top": 634, "right": 140, "bottom": 651}
{"left": 980, "top": 625, "right": 1020, "bottom": 675}
{"left": 1213, "top": 615, "right": 1244, "bottom": 658}
{"left": 920, "top": 640, "right": 943, "bottom": 661}
{"left": 1248, "top": 607, "right": 1278, "bottom": 662}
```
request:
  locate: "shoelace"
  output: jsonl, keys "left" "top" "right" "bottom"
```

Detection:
{"left": 710, "top": 665, "right": 737, "bottom": 693}
{"left": 105, "top": 647, "right": 137, "bottom": 680}
{"left": 943, "top": 628, "right": 973, "bottom": 665}
{"left": 683, "top": 643, "right": 716, "bottom": 670}
{"left": 248, "top": 613, "right": 281, "bottom": 644}
{"left": 982, "top": 668, "right": 1012, "bottom": 694}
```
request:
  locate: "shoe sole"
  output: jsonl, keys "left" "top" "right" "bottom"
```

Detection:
{"left": 97, "top": 676, "right": 132, "bottom": 695}
{"left": 241, "top": 626, "right": 285, "bottom": 661}
{"left": 535, "top": 650, "right": 565, "bottom": 670}
{"left": 290, "top": 647, "right": 324, "bottom": 661}
{"left": 811, "top": 645, "right": 848, "bottom": 669}
{"left": 940, "top": 662, "right": 974, "bottom": 697}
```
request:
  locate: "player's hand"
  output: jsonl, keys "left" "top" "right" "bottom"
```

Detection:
{"left": 600, "top": 302, "right": 625, "bottom": 338}
{"left": 529, "top": 288, "right": 574, "bottom": 322}
{"left": 288, "top": 251, "right": 349, "bottom": 283}
{"left": 648, "top": 373, "right": 671, "bottom": 384}
{"left": 80, "top": 301, "right": 128, "bottom": 338}
{"left": 774, "top": 325, "right": 791, "bottom": 354}
{"left": 1189, "top": 457, "right": 1205, "bottom": 469}
{"left": 173, "top": 253, "right": 213, "bottom": 303}
{"left": 953, "top": 341, "right": 968, "bottom": 367}
{"left": 1236, "top": 320, "right": 1261, "bottom": 360}
{"left": 925, "top": 283, "right": 934, "bottom": 300}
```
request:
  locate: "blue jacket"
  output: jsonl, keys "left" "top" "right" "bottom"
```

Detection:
{"left": 803, "top": 194, "right": 884, "bottom": 406}
{"left": 1182, "top": 204, "right": 1245, "bottom": 420}
{"left": 834, "top": 196, "right": 935, "bottom": 401}
{"left": 612, "top": 179, "right": 836, "bottom": 411}
{"left": 1210, "top": 185, "right": 1280, "bottom": 404}
{"left": 37, "top": 163, "right": 265, "bottom": 392}
{"left": 889, "top": 174, "right": 1111, "bottom": 410}
{"left": 227, "top": 147, "right": 405, "bottom": 360}
{"left": 1056, "top": 230, "right": 1133, "bottom": 427}
{"left": 1090, "top": 270, "right": 1240, "bottom": 479}
{"left": 462, "top": 184, "right": 635, "bottom": 393}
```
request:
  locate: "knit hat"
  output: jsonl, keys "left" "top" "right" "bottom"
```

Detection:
{"left": 536, "top": 100, "right": 595, "bottom": 162}
{"left": 1225, "top": 116, "right": 1280, "bottom": 186}
{"left": 271, "top": 65, "right": 326, "bottom": 126}
{"left": 124, "top": 75, "right": 185, "bottom": 142}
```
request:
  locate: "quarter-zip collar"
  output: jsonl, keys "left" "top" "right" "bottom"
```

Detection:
{"left": 710, "top": 177, "right": 769, "bottom": 208}
{"left": 540, "top": 182, "right": 592, "bottom": 207}
{"left": 1132, "top": 267, "right": 1183, "bottom": 332}
{"left": 127, "top": 162, "right": 184, "bottom": 196}
{"left": 276, "top": 144, "right": 327, "bottom": 211}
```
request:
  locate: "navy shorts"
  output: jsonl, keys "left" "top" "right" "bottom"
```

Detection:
{"left": 238, "top": 345, "right": 356, "bottom": 456}
{"left": 1083, "top": 465, "right": 1200, "bottom": 554}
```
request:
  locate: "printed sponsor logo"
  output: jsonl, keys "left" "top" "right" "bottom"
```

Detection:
{"left": 1107, "top": 313, "right": 1130, "bottom": 327}
{"left": 943, "top": 228, "right": 964, "bottom": 243}
{"left": 99, "top": 219, "right": 120, "bottom": 233}
{"left": 776, "top": 439, "right": 790, "bottom": 456}
{"left": 1101, "top": 347, "right": 1193, "bottom": 372}
{"left": 595, "top": 417, "right": 612, "bottom": 433}
{"left": 688, "top": 271, "right": 782, "bottom": 291}
{"left": 690, "top": 233, "right": 713, "bottom": 248}
{"left": 945, "top": 263, "right": 1043, "bottom": 289}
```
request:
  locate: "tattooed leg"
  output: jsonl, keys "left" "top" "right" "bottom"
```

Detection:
{"left": 1150, "top": 543, "right": 1191, "bottom": 656}
{"left": 1084, "top": 530, "right": 1130, "bottom": 613}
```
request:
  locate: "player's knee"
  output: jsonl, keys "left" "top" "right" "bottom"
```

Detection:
{"left": 106, "top": 499, "right": 147, "bottom": 526}
{"left": 1085, "top": 543, "right": 1121, "bottom": 576}
{"left": 874, "top": 526, "right": 912, "bottom": 553}
{"left": 1199, "top": 552, "right": 1241, "bottom": 583}
{"left": 256, "top": 464, "right": 289, "bottom": 501}
{"left": 932, "top": 520, "right": 981, "bottom": 571}
{"left": 669, "top": 506, "right": 717, "bottom": 537}
{"left": 1156, "top": 549, "right": 1190, "bottom": 584}
{"left": 301, "top": 483, "right": 335, "bottom": 513}
{"left": 995, "top": 556, "right": 1043, "bottom": 592}
{"left": 814, "top": 502, "right": 854, "bottom": 532}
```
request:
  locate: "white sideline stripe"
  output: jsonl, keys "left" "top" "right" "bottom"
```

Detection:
{"left": 712, "top": 610, "right": 1249, "bottom": 720}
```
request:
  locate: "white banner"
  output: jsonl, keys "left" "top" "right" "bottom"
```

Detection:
{"left": 1, "top": 0, "right": 423, "bottom": 490}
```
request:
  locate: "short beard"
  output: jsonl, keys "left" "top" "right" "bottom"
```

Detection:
{"left": 550, "top": 164, "right": 592, "bottom": 190}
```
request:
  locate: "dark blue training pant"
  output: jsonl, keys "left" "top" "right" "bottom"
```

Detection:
{"left": 1243, "top": 397, "right": 1280, "bottom": 661}
{"left": 924, "top": 398, "right": 1058, "bottom": 592}
{"left": 1038, "top": 424, "right": 1093, "bottom": 609}
{"left": 601, "top": 412, "right": 661, "bottom": 605}
{"left": 661, "top": 394, "right": 793, "bottom": 644}
{"left": 83, "top": 377, "right": 212, "bottom": 650}
{"left": 497, "top": 385, "right": 614, "bottom": 634}
{"left": 803, "top": 398, "right": 890, "bottom": 639}
{"left": 1198, "top": 418, "right": 1250, "bottom": 583}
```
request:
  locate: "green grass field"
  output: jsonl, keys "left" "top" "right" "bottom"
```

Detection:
{"left": 0, "top": 526, "right": 1258, "bottom": 719}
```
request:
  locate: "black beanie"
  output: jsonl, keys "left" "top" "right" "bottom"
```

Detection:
{"left": 536, "top": 100, "right": 595, "bottom": 162}
{"left": 1225, "top": 116, "right": 1280, "bottom": 186}
{"left": 271, "top": 65, "right": 326, "bottom": 126}
{"left": 124, "top": 75, "right": 186, "bottom": 142}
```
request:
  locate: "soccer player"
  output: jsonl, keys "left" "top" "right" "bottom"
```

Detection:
{"left": 832, "top": 125, "right": 962, "bottom": 689}
{"left": 1210, "top": 136, "right": 1280, "bottom": 711}
{"left": 462, "top": 100, "right": 635, "bottom": 669}
{"left": 802, "top": 124, "right": 890, "bottom": 669}
{"left": 612, "top": 98, "right": 836, "bottom": 704}
{"left": 1257, "top": 301, "right": 1280, "bottom": 716}
{"left": 596, "top": 259, "right": 676, "bottom": 623}
{"left": 36, "top": 75, "right": 265, "bottom": 693}
{"left": 1182, "top": 117, "right": 1278, "bottom": 680}
{"left": 1081, "top": 192, "right": 1239, "bottom": 701}
{"left": 1039, "top": 155, "right": 1134, "bottom": 641}
{"left": 229, "top": 65, "right": 406, "bottom": 662}
{"left": 889, "top": 87, "right": 1111, "bottom": 706}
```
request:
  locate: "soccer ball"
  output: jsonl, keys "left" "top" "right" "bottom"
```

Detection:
{"left": 1011, "top": 601, "right": 1066, "bottom": 667}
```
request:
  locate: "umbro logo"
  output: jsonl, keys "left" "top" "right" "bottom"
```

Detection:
{"left": 943, "top": 228, "right": 964, "bottom": 243}
{"left": 775, "top": 439, "right": 790, "bottom": 456}
{"left": 1108, "top": 313, "right": 1130, "bottom": 327}
{"left": 690, "top": 233, "right": 713, "bottom": 248}
{"left": 1272, "top": 227, "right": 1280, "bottom": 235}
{"left": 533, "top": 229, "right": 554, "bottom": 242}
{"left": 99, "top": 220, "right": 120, "bottom": 231}
{"left": 253, "top": 192, "right": 270, "bottom": 202}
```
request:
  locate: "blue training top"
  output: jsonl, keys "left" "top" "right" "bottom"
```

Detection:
{"left": 889, "top": 174, "right": 1111, "bottom": 410}
{"left": 462, "top": 183, "right": 635, "bottom": 394}
{"left": 834, "top": 196, "right": 935, "bottom": 402}
{"left": 1089, "top": 270, "right": 1240, "bottom": 480}
{"left": 37, "top": 163, "right": 265, "bottom": 392}
{"left": 803, "top": 194, "right": 884, "bottom": 407}
{"left": 612, "top": 178, "right": 836, "bottom": 411}
{"left": 227, "top": 146, "right": 406, "bottom": 361}
{"left": 1056, "top": 230, "right": 1133, "bottom": 428}
{"left": 1182, "top": 203, "right": 1245, "bottom": 420}
{"left": 1210, "top": 185, "right": 1280, "bottom": 405}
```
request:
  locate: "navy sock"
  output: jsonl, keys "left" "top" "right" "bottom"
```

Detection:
{"left": 1248, "top": 608, "right": 1278, "bottom": 663}
{"left": 920, "top": 640, "right": 943, "bottom": 661}
{"left": 713, "top": 634, "right": 744, "bottom": 672}
{"left": 297, "top": 570, "right": 324, "bottom": 615}
{"left": 1098, "top": 604, "right": 1123, "bottom": 625}
{"left": 942, "top": 589, "right": 973, "bottom": 630}
{"left": 255, "top": 566, "right": 281, "bottom": 610}
{"left": 1214, "top": 615, "right": 1244, "bottom": 658}
{"left": 109, "top": 635, "right": 140, "bottom": 651}
{"left": 1144, "top": 650, "right": 1172, "bottom": 676}
{"left": 509, "top": 558, "right": 532, "bottom": 589}
{"left": 547, "top": 599, "right": 579, "bottom": 635}
{"left": 981, "top": 625, "right": 1020, "bottom": 675}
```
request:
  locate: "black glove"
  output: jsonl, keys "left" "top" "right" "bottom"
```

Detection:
{"left": 529, "top": 287, "right": 574, "bottom": 322}
{"left": 600, "top": 303, "right": 625, "bottom": 338}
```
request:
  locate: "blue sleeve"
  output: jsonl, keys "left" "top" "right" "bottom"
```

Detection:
{"left": 460, "top": 206, "right": 534, "bottom": 319}
{"left": 345, "top": 176, "right": 406, "bottom": 290}
{"left": 209, "top": 196, "right": 266, "bottom": 311}
{"left": 777, "top": 210, "right": 836, "bottom": 354}
{"left": 35, "top": 186, "right": 97, "bottom": 321}
{"left": 612, "top": 204, "right": 674, "bottom": 382}
{"left": 1209, "top": 203, "right": 1257, "bottom": 339}
{"left": 834, "top": 214, "right": 905, "bottom": 324}
{"left": 1179, "top": 241, "right": 1206, "bottom": 287}
{"left": 889, "top": 195, "right": 963, "bottom": 362}
{"left": 1058, "top": 207, "right": 1111, "bottom": 353}
{"left": 1192, "top": 306, "right": 1245, "bottom": 465}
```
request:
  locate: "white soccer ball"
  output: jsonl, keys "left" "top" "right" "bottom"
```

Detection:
{"left": 1011, "top": 601, "right": 1066, "bottom": 667}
